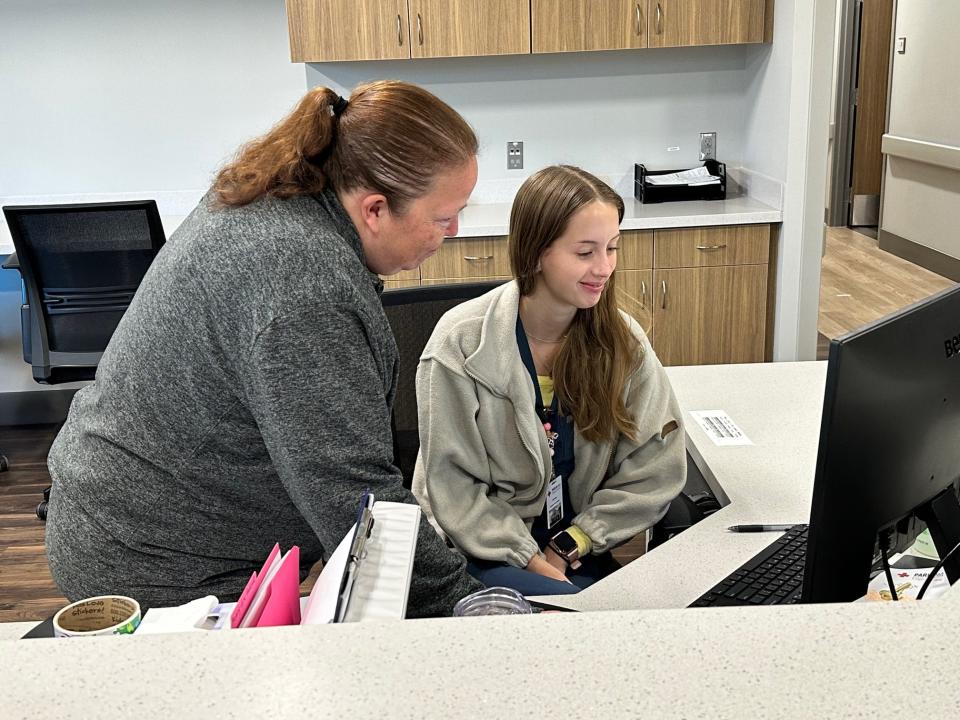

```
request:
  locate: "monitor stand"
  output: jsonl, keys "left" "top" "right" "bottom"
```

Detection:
{"left": 917, "top": 486, "right": 960, "bottom": 583}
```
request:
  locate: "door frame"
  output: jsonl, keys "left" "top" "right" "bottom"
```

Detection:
{"left": 828, "top": 0, "right": 860, "bottom": 227}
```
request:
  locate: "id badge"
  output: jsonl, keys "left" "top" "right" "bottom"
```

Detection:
{"left": 545, "top": 474, "right": 564, "bottom": 530}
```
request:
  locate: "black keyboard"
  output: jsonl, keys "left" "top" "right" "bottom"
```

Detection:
{"left": 689, "top": 524, "right": 809, "bottom": 607}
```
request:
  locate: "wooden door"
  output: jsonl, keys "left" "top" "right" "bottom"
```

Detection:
{"left": 647, "top": 0, "right": 766, "bottom": 48}
{"left": 286, "top": 0, "right": 410, "bottom": 62}
{"left": 409, "top": 0, "right": 531, "bottom": 59}
{"left": 616, "top": 270, "right": 655, "bottom": 337}
{"left": 850, "top": 0, "right": 894, "bottom": 225}
{"left": 532, "top": 0, "right": 647, "bottom": 54}
{"left": 652, "top": 265, "right": 767, "bottom": 366}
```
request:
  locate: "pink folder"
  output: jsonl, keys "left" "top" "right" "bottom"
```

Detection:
{"left": 254, "top": 546, "right": 302, "bottom": 628}
{"left": 231, "top": 543, "right": 281, "bottom": 629}
{"left": 231, "top": 543, "right": 302, "bottom": 629}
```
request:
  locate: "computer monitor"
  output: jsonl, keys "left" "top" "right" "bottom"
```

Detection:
{"left": 802, "top": 283, "right": 960, "bottom": 603}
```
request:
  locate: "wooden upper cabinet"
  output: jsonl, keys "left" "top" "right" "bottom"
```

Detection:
{"left": 409, "top": 0, "right": 531, "bottom": 59}
{"left": 647, "top": 0, "right": 768, "bottom": 48}
{"left": 286, "top": 0, "right": 410, "bottom": 62}
{"left": 532, "top": 0, "right": 647, "bottom": 54}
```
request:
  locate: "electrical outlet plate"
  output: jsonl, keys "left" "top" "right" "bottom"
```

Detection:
{"left": 699, "top": 132, "right": 717, "bottom": 162}
{"left": 507, "top": 141, "right": 523, "bottom": 170}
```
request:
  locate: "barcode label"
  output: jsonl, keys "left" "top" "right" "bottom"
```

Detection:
{"left": 689, "top": 410, "right": 753, "bottom": 446}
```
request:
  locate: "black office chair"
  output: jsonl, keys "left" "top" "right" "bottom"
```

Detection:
{"left": 381, "top": 281, "right": 506, "bottom": 488}
{"left": 1, "top": 200, "right": 166, "bottom": 516}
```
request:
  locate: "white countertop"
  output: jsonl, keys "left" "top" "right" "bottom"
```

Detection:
{"left": 0, "top": 195, "right": 780, "bottom": 256}
{"left": 535, "top": 361, "right": 826, "bottom": 611}
{"left": 455, "top": 194, "right": 781, "bottom": 238}
{"left": 3, "top": 361, "right": 959, "bottom": 718}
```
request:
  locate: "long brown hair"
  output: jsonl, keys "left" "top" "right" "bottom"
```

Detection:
{"left": 212, "top": 81, "right": 478, "bottom": 211}
{"left": 509, "top": 165, "right": 641, "bottom": 444}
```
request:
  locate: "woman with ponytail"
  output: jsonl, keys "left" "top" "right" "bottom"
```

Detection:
{"left": 46, "top": 82, "right": 484, "bottom": 615}
{"left": 413, "top": 166, "right": 686, "bottom": 595}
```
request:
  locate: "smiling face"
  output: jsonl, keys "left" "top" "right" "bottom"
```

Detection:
{"left": 362, "top": 157, "right": 478, "bottom": 276}
{"left": 532, "top": 200, "right": 621, "bottom": 312}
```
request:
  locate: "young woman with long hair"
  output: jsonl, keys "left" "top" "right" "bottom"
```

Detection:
{"left": 46, "top": 81, "right": 485, "bottom": 615}
{"left": 413, "top": 165, "right": 686, "bottom": 595}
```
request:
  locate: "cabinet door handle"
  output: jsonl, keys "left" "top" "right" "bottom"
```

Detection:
{"left": 640, "top": 279, "right": 647, "bottom": 308}
{"left": 695, "top": 244, "right": 728, "bottom": 251}
{"left": 397, "top": 14, "right": 403, "bottom": 47}
{"left": 656, "top": 3, "right": 662, "bottom": 35}
{"left": 463, "top": 255, "right": 494, "bottom": 262}
{"left": 417, "top": 13, "right": 423, "bottom": 46}
{"left": 661, "top": 280, "right": 667, "bottom": 309}
{"left": 635, "top": 3, "right": 642, "bottom": 36}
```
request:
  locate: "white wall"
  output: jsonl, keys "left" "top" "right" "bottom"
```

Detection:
{"left": 742, "top": 0, "right": 836, "bottom": 361}
{"left": 880, "top": 1, "right": 960, "bottom": 262}
{"left": 306, "top": 46, "right": 754, "bottom": 198}
{"left": 0, "top": 0, "right": 306, "bottom": 211}
{"left": 0, "top": 0, "right": 836, "bottom": 376}
{"left": 0, "top": 0, "right": 306, "bottom": 398}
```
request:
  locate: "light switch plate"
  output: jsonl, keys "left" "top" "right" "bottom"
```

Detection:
{"left": 507, "top": 141, "right": 523, "bottom": 170}
{"left": 699, "top": 132, "right": 717, "bottom": 162}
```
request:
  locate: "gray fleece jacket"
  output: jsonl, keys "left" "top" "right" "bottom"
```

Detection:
{"left": 45, "top": 188, "right": 481, "bottom": 615}
{"left": 412, "top": 281, "right": 686, "bottom": 568}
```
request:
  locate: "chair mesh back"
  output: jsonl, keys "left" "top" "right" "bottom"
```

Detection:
{"left": 15, "top": 208, "right": 159, "bottom": 291}
{"left": 4, "top": 201, "right": 165, "bottom": 365}
{"left": 382, "top": 281, "right": 506, "bottom": 486}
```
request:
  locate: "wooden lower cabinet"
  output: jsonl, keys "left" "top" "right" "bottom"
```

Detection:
{"left": 652, "top": 264, "right": 768, "bottom": 366}
{"left": 385, "top": 223, "right": 775, "bottom": 368}
{"left": 615, "top": 270, "right": 654, "bottom": 336}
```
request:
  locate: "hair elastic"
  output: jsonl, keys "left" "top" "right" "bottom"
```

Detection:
{"left": 332, "top": 94, "right": 349, "bottom": 117}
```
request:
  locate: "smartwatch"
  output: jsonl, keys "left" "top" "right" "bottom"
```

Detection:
{"left": 549, "top": 529, "right": 582, "bottom": 570}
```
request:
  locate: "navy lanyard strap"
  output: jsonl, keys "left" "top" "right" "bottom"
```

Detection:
{"left": 515, "top": 314, "right": 559, "bottom": 422}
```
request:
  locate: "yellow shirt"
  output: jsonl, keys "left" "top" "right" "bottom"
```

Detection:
{"left": 537, "top": 375, "right": 554, "bottom": 407}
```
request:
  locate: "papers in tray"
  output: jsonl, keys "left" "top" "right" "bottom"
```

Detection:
{"left": 644, "top": 166, "right": 722, "bottom": 187}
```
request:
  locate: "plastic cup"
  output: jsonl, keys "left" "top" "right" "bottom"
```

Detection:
{"left": 453, "top": 587, "right": 533, "bottom": 617}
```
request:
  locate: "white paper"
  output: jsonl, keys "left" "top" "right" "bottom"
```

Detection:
{"left": 137, "top": 596, "right": 219, "bottom": 634}
{"left": 300, "top": 525, "right": 354, "bottom": 625}
{"left": 644, "top": 166, "right": 721, "bottom": 187}
{"left": 689, "top": 410, "right": 753, "bottom": 446}
{"left": 859, "top": 566, "right": 949, "bottom": 602}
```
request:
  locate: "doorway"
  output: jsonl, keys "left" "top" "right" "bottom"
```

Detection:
{"left": 827, "top": 0, "right": 895, "bottom": 230}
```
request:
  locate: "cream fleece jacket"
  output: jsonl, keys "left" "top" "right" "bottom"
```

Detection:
{"left": 412, "top": 281, "right": 686, "bottom": 568}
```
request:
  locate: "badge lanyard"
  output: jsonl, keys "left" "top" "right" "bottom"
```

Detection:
{"left": 515, "top": 317, "right": 560, "bottom": 478}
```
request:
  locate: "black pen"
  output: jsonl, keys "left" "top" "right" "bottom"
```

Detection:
{"left": 727, "top": 524, "right": 794, "bottom": 533}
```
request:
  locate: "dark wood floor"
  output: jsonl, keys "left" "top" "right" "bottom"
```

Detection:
{"left": 0, "top": 425, "right": 326, "bottom": 623}
{"left": 0, "top": 424, "right": 67, "bottom": 622}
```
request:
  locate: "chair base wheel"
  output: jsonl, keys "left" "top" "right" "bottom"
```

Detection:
{"left": 0, "top": 454, "right": 8, "bottom": 472}
{"left": 36, "top": 502, "right": 48, "bottom": 522}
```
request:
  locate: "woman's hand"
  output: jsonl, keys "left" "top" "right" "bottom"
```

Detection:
{"left": 526, "top": 552, "right": 571, "bottom": 583}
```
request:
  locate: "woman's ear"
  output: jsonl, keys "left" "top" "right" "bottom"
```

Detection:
{"left": 358, "top": 193, "right": 390, "bottom": 234}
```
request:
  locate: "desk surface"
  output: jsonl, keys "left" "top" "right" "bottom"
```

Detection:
{"left": 2, "top": 361, "right": 958, "bottom": 719}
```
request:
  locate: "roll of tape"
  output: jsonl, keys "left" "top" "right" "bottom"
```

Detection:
{"left": 52, "top": 595, "right": 141, "bottom": 638}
